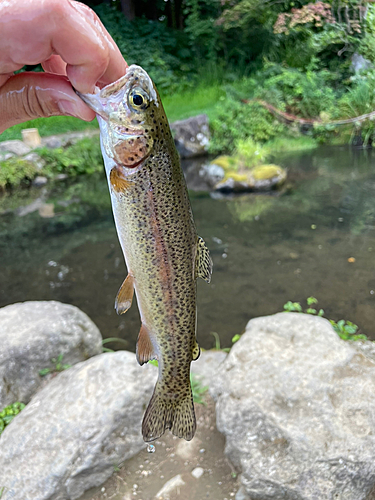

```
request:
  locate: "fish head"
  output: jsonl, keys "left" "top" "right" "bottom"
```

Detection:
{"left": 77, "top": 65, "right": 160, "bottom": 169}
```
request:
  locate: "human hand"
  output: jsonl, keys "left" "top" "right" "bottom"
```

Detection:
{"left": 0, "top": 0, "right": 127, "bottom": 133}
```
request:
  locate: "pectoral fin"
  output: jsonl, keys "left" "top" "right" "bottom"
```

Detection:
{"left": 196, "top": 236, "right": 213, "bottom": 283}
{"left": 115, "top": 274, "right": 134, "bottom": 315}
{"left": 136, "top": 324, "right": 157, "bottom": 366}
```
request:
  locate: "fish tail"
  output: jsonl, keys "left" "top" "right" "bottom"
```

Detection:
{"left": 142, "top": 383, "right": 196, "bottom": 442}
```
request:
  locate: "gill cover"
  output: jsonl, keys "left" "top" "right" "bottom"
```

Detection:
{"left": 76, "top": 65, "right": 157, "bottom": 167}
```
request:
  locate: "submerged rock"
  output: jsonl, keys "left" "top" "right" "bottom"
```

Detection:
{"left": 0, "top": 301, "right": 102, "bottom": 408}
{"left": 0, "top": 352, "right": 157, "bottom": 500}
{"left": 171, "top": 114, "right": 210, "bottom": 158}
{"left": 211, "top": 313, "right": 375, "bottom": 500}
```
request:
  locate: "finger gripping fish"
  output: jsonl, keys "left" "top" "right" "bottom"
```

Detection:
{"left": 78, "top": 65, "right": 212, "bottom": 442}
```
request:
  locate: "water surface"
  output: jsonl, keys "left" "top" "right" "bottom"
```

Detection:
{"left": 1, "top": 146, "right": 374, "bottom": 349}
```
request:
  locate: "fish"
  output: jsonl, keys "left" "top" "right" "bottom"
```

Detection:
{"left": 77, "top": 65, "right": 212, "bottom": 442}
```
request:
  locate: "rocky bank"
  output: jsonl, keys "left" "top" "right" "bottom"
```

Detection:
{"left": 1, "top": 304, "right": 375, "bottom": 499}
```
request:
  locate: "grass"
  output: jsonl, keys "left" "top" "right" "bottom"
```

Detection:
{"left": 265, "top": 136, "right": 318, "bottom": 153}
{"left": 0, "top": 116, "right": 98, "bottom": 142}
{"left": 161, "top": 84, "right": 225, "bottom": 123}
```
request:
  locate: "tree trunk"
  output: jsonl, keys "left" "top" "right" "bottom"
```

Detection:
{"left": 120, "top": 0, "right": 135, "bottom": 21}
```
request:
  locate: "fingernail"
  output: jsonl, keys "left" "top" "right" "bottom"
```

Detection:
{"left": 58, "top": 99, "right": 85, "bottom": 119}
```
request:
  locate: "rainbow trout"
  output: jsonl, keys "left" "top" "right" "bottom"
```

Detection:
{"left": 78, "top": 65, "right": 212, "bottom": 442}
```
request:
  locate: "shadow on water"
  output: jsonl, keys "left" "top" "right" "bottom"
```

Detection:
{"left": 0, "top": 145, "right": 375, "bottom": 349}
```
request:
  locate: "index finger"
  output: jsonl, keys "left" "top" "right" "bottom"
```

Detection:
{"left": 66, "top": 1, "right": 127, "bottom": 91}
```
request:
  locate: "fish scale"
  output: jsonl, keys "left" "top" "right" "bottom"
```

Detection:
{"left": 78, "top": 65, "right": 212, "bottom": 442}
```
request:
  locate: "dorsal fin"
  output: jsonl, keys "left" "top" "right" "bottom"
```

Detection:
{"left": 136, "top": 324, "right": 157, "bottom": 366}
{"left": 115, "top": 274, "right": 134, "bottom": 315}
{"left": 196, "top": 236, "right": 213, "bottom": 283}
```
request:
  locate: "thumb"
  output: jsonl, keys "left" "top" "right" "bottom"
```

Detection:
{"left": 0, "top": 72, "right": 95, "bottom": 134}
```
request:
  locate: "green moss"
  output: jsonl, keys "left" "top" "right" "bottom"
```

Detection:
{"left": 250, "top": 164, "right": 285, "bottom": 181}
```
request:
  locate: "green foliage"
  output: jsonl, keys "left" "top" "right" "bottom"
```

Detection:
{"left": 210, "top": 97, "right": 285, "bottom": 154}
{"left": 232, "top": 334, "right": 241, "bottom": 344}
{"left": 0, "top": 158, "right": 38, "bottom": 190}
{"left": 236, "top": 138, "right": 270, "bottom": 167}
{"left": 38, "top": 137, "right": 103, "bottom": 177}
{"left": 283, "top": 297, "right": 324, "bottom": 316}
{"left": 256, "top": 65, "right": 338, "bottom": 118}
{"left": 282, "top": 297, "right": 367, "bottom": 341}
{"left": 329, "top": 320, "right": 367, "bottom": 341}
{"left": 0, "top": 402, "right": 25, "bottom": 435}
{"left": 190, "top": 374, "right": 208, "bottom": 405}
{"left": 39, "top": 354, "right": 71, "bottom": 376}
{"left": 95, "top": 4, "right": 193, "bottom": 93}
{"left": 283, "top": 301, "right": 303, "bottom": 313}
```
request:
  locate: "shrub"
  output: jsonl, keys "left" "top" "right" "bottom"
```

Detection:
{"left": 0, "top": 158, "right": 38, "bottom": 190}
{"left": 38, "top": 137, "right": 104, "bottom": 177}
{"left": 209, "top": 98, "right": 285, "bottom": 154}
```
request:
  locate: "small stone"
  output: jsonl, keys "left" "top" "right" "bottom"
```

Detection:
{"left": 55, "top": 173, "right": 68, "bottom": 181}
{"left": 191, "top": 467, "right": 204, "bottom": 479}
{"left": 32, "top": 176, "right": 48, "bottom": 187}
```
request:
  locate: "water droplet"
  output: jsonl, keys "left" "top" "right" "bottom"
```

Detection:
{"left": 147, "top": 443, "right": 155, "bottom": 453}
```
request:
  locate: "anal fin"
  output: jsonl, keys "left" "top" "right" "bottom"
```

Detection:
{"left": 115, "top": 274, "right": 134, "bottom": 315}
{"left": 196, "top": 236, "right": 213, "bottom": 283}
{"left": 192, "top": 339, "right": 200, "bottom": 361}
{"left": 136, "top": 324, "right": 157, "bottom": 366}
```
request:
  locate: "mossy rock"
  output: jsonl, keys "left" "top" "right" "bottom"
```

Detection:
{"left": 248, "top": 164, "right": 287, "bottom": 191}
{"left": 210, "top": 155, "right": 238, "bottom": 171}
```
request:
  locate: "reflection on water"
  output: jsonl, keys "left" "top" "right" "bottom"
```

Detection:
{"left": 0, "top": 146, "right": 374, "bottom": 349}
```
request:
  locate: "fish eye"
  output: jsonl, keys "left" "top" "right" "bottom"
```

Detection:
{"left": 133, "top": 94, "right": 143, "bottom": 106}
{"left": 129, "top": 88, "right": 149, "bottom": 110}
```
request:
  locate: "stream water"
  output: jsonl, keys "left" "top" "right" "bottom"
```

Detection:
{"left": 0, "top": 145, "right": 374, "bottom": 349}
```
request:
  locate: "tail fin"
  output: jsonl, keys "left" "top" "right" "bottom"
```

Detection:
{"left": 142, "top": 384, "right": 196, "bottom": 442}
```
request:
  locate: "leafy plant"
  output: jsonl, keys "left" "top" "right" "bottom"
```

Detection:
{"left": 282, "top": 297, "right": 367, "bottom": 341}
{"left": 39, "top": 354, "right": 71, "bottom": 376}
{"left": 0, "top": 402, "right": 25, "bottom": 435}
{"left": 0, "top": 158, "right": 38, "bottom": 190}
{"left": 38, "top": 137, "right": 103, "bottom": 177}
{"left": 329, "top": 320, "right": 367, "bottom": 341}
{"left": 210, "top": 97, "right": 285, "bottom": 154}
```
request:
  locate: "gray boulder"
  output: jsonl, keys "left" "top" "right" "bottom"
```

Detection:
{"left": 0, "top": 140, "right": 31, "bottom": 156}
{"left": 0, "top": 301, "right": 102, "bottom": 408}
{"left": 210, "top": 313, "right": 375, "bottom": 500}
{"left": 351, "top": 53, "right": 372, "bottom": 74}
{"left": 0, "top": 352, "right": 157, "bottom": 500}
{"left": 171, "top": 114, "right": 210, "bottom": 158}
